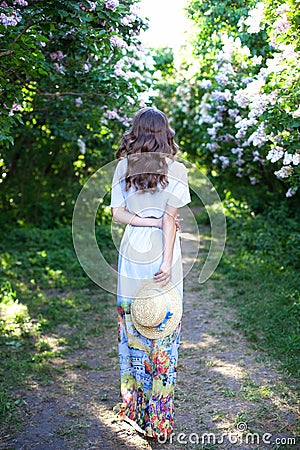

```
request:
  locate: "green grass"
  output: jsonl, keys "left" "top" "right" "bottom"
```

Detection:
{"left": 1, "top": 197, "right": 299, "bottom": 436}
{"left": 0, "top": 224, "right": 116, "bottom": 431}
{"left": 197, "top": 199, "right": 300, "bottom": 377}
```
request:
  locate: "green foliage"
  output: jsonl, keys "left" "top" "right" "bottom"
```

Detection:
{"left": 0, "top": 223, "right": 115, "bottom": 428}
{"left": 0, "top": 0, "right": 152, "bottom": 225}
{"left": 214, "top": 199, "right": 300, "bottom": 376}
{"left": 155, "top": 0, "right": 300, "bottom": 205}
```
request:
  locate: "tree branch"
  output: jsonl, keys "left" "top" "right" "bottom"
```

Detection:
{"left": 0, "top": 20, "right": 32, "bottom": 58}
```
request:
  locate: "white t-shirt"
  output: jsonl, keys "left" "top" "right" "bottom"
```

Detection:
{"left": 110, "top": 157, "right": 191, "bottom": 218}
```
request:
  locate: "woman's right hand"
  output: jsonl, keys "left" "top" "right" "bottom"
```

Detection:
{"left": 175, "top": 213, "right": 183, "bottom": 231}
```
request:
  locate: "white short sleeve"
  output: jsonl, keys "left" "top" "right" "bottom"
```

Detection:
{"left": 167, "top": 164, "right": 191, "bottom": 208}
{"left": 110, "top": 160, "right": 126, "bottom": 208}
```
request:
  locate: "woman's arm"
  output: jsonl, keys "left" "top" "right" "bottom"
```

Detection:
{"left": 111, "top": 207, "right": 162, "bottom": 228}
{"left": 153, "top": 204, "right": 178, "bottom": 287}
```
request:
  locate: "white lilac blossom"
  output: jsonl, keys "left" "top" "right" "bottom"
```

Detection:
{"left": 273, "top": 17, "right": 290, "bottom": 34}
{"left": 247, "top": 123, "right": 268, "bottom": 147}
{"left": 200, "top": 79, "right": 212, "bottom": 89}
{"left": 130, "top": 3, "right": 144, "bottom": 20}
{"left": 266, "top": 147, "right": 284, "bottom": 163}
{"left": 221, "top": 63, "right": 236, "bottom": 76}
{"left": 231, "top": 148, "right": 244, "bottom": 158}
{"left": 235, "top": 158, "right": 245, "bottom": 166}
{"left": 215, "top": 73, "right": 229, "bottom": 85}
{"left": 211, "top": 89, "right": 232, "bottom": 101}
{"left": 75, "top": 97, "right": 83, "bottom": 107}
{"left": 212, "top": 154, "right": 219, "bottom": 164}
{"left": 291, "top": 106, "right": 300, "bottom": 118}
{"left": 236, "top": 168, "right": 243, "bottom": 177}
{"left": 206, "top": 143, "right": 220, "bottom": 152}
{"left": 83, "top": 62, "right": 92, "bottom": 72}
{"left": 219, "top": 156, "right": 230, "bottom": 168}
{"left": 114, "top": 59, "right": 126, "bottom": 77}
{"left": 233, "top": 91, "right": 249, "bottom": 109}
{"left": 228, "top": 109, "right": 239, "bottom": 118}
{"left": 248, "top": 93, "right": 276, "bottom": 119}
{"left": 138, "top": 89, "right": 157, "bottom": 107}
{"left": 292, "top": 153, "right": 300, "bottom": 166}
{"left": 207, "top": 128, "right": 216, "bottom": 138}
{"left": 274, "top": 165, "right": 293, "bottom": 179}
{"left": 281, "top": 152, "right": 300, "bottom": 166}
{"left": 286, "top": 187, "right": 297, "bottom": 198}
{"left": 250, "top": 177, "right": 258, "bottom": 185}
{"left": 77, "top": 139, "right": 86, "bottom": 154}
{"left": 252, "top": 150, "right": 263, "bottom": 163}
{"left": 235, "top": 117, "right": 257, "bottom": 130}
{"left": 105, "top": 0, "right": 119, "bottom": 11}
{"left": 283, "top": 152, "right": 293, "bottom": 165}
{"left": 110, "top": 35, "right": 127, "bottom": 49}
{"left": 252, "top": 55, "right": 262, "bottom": 65}
{"left": 243, "top": 2, "right": 265, "bottom": 33}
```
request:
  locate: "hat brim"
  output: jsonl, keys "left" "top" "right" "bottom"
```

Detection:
{"left": 130, "top": 279, "right": 183, "bottom": 339}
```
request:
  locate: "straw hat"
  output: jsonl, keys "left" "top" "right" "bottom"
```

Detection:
{"left": 130, "top": 279, "right": 182, "bottom": 339}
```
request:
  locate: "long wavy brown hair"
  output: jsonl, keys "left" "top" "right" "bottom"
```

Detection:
{"left": 116, "top": 107, "right": 178, "bottom": 192}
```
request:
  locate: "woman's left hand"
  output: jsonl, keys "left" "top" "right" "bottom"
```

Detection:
{"left": 153, "top": 263, "right": 171, "bottom": 287}
{"left": 156, "top": 214, "right": 182, "bottom": 230}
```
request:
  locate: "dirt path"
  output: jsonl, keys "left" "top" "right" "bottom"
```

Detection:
{"left": 2, "top": 216, "right": 298, "bottom": 450}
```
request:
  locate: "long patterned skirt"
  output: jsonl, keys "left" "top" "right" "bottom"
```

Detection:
{"left": 113, "top": 224, "right": 183, "bottom": 438}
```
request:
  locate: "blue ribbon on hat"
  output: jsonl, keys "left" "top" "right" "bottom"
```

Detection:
{"left": 151, "top": 288, "right": 173, "bottom": 331}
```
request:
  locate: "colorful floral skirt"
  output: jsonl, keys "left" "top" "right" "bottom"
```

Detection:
{"left": 114, "top": 224, "right": 183, "bottom": 438}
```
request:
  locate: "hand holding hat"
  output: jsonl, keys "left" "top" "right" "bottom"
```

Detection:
{"left": 130, "top": 279, "right": 182, "bottom": 339}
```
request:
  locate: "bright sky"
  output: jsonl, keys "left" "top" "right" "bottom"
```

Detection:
{"left": 139, "top": 0, "right": 189, "bottom": 50}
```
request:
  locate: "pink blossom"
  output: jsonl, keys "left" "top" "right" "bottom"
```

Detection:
{"left": 105, "top": 0, "right": 119, "bottom": 11}
{"left": 53, "top": 63, "right": 65, "bottom": 73}
{"left": 0, "top": 12, "right": 21, "bottom": 27}
{"left": 8, "top": 102, "right": 22, "bottom": 116}
{"left": 121, "top": 14, "right": 136, "bottom": 26}
{"left": 273, "top": 17, "right": 290, "bottom": 34}
{"left": 87, "top": 1, "right": 97, "bottom": 11}
{"left": 13, "top": 0, "right": 28, "bottom": 5}
{"left": 104, "top": 109, "right": 119, "bottom": 120}
{"left": 110, "top": 35, "right": 127, "bottom": 49}
{"left": 50, "top": 51, "right": 64, "bottom": 60}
